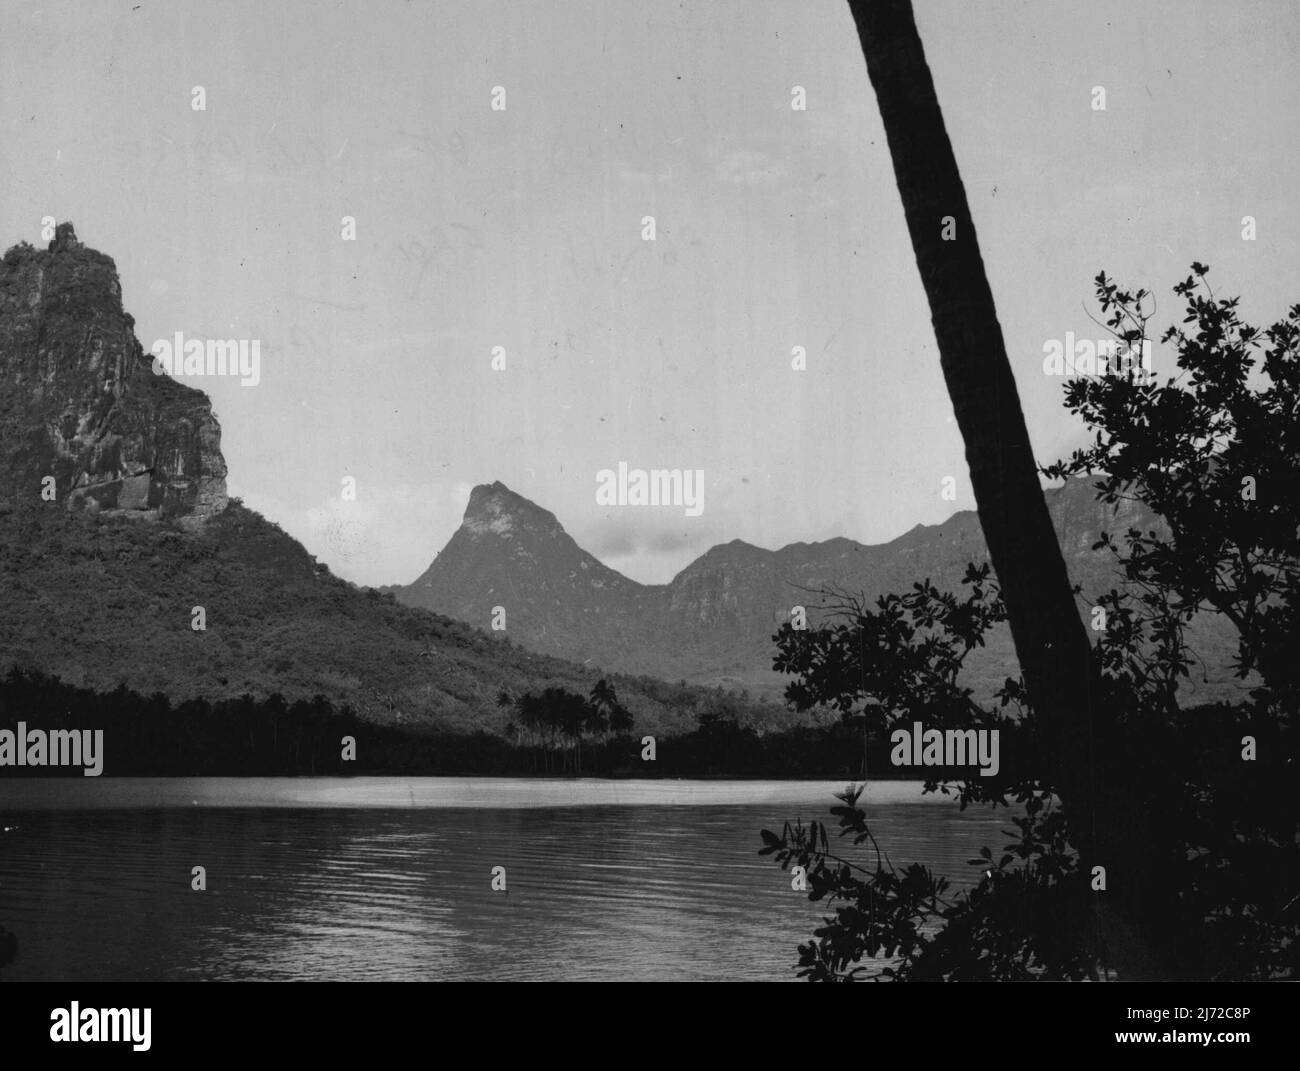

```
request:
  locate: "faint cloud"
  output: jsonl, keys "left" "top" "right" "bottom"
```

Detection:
{"left": 356, "top": 330, "right": 462, "bottom": 354}
{"left": 588, "top": 526, "right": 637, "bottom": 558}
{"left": 618, "top": 166, "right": 675, "bottom": 183}
{"left": 236, "top": 480, "right": 475, "bottom": 587}
{"left": 712, "top": 148, "right": 789, "bottom": 186}
{"left": 210, "top": 155, "right": 296, "bottom": 188}
{"left": 584, "top": 520, "right": 706, "bottom": 583}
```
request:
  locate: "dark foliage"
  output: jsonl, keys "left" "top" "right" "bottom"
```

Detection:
{"left": 763, "top": 268, "right": 1300, "bottom": 980}
{"left": 0, "top": 666, "right": 919, "bottom": 779}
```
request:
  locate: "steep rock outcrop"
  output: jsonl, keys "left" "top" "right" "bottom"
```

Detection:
{"left": 0, "top": 223, "right": 227, "bottom": 522}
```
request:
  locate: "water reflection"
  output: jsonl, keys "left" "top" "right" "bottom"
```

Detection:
{"left": 0, "top": 784, "right": 1008, "bottom": 981}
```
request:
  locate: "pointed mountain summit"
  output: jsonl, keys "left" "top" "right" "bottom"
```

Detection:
{"left": 0, "top": 222, "right": 227, "bottom": 522}
{"left": 459, "top": 480, "right": 569, "bottom": 541}
{"left": 402, "top": 483, "right": 658, "bottom": 662}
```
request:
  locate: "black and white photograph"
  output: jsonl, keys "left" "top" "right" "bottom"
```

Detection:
{"left": 0, "top": 0, "right": 1295, "bottom": 1049}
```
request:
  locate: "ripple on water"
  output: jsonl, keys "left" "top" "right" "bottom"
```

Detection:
{"left": 0, "top": 781, "right": 1009, "bottom": 981}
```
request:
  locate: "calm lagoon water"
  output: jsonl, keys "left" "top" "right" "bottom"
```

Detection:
{"left": 0, "top": 778, "right": 1007, "bottom": 981}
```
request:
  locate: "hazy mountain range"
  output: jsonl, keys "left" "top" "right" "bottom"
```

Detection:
{"left": 391, "top": 477, "right": 1243, "bottom": 705}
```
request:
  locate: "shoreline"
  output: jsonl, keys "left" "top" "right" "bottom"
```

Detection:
{"left": 0, "top": 775, "right": 953, "bottom": 810}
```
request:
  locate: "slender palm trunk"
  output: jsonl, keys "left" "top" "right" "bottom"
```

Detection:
{"left": 848, "top": 0, "right": 1165, "bottom": 977}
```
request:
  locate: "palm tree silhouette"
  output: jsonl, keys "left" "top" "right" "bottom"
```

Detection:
{"left": 848, "top": 0, "right": 1159, "bottom": 975}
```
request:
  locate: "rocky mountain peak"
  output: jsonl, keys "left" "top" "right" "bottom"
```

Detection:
{"left": 461, "top": 481, "right": 564, "bottom": 540}
{"left": 0, "top": 223, "right": 228, "bottom": 523}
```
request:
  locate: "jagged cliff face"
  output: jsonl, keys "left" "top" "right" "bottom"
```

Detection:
{"left": 0, "top": 223, "right": 227, "bottom": 522}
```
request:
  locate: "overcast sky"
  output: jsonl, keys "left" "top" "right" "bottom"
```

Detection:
{"left": 3, "top": 0, "right": 1297, "bottom": 585}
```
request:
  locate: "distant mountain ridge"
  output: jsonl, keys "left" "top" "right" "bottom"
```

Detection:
{"left": 394, "top": 478, "right": 1243, "bottom": 703}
